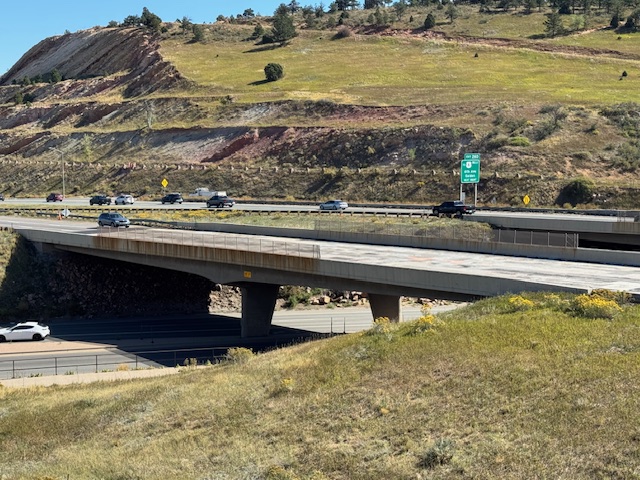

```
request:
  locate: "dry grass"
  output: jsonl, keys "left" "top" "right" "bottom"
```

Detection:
{"left": 0, "top": 292, "right": 638, "bottom": 478}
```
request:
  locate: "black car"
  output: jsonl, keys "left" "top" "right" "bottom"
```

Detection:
{"left": 161, "top": 193, "right": 183, "bottom": 204}
{"left": 206, "top": 194, "right": 235, "bottom": 208}
{"left": 90, "top": 195, "right": 111, "bottom": 206}
{"left": 0, "top": 194, "right": 4, "bottom": 201}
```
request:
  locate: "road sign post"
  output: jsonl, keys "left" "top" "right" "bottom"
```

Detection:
{"left": 461, "top": 153, "right": 481, "bottom": 206}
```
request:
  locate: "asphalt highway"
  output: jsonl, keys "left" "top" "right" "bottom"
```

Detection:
{"left": 0, "top": 305, "right": 452, "bottom": 380}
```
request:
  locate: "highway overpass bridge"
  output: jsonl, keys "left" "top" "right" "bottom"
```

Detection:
{"left": 469, "top": 210, "right": 640, "bottom": 249}
{"left": 8, "top": 217, "right": 640, "bottom": 337}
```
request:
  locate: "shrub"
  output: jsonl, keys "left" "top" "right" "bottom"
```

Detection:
{"left": 264, "top": 465, "right": 298, "bottom": 480}
{"left": 250, "top": 23, "right": 265, "bottom": 39}
{"left": 600, "top": 103, "right": 640, "bottom": 137}
{"left": 424, "top": 13, "right": 436, "bottom": 29}
{"left": 508, "top": 136, "right": 531, "bottom": 147}
{"left": 270, "top": 377, "right": 296, "bottom": 397}
{"left": 264, "top": 63, "right": 284, "bottom": 82}
{"left": 507, "top": 294, "right": 535, "bottom": 312}
{"left": 183, "top": 357, "right": 198, "bottom": 368}
{"left": 406, "top": 313, "right": 438, "bottom": 335}
{"left": 485, "top": 134, "right": 509, "bottom": 150}
{"left": 556, "top": 178, "right": 595, "bottom": 207}
{"left": 226, "top": 347, "right": 254, "bottom": 364}
{"left": 279, "top": 285, "right": 316, "bottom": 307}
{"left": 571, "top": 294, "right": 622, "bottom": 319}
{"left": 590, "top": 289, "right": 631, "bottom": 305}
{"left": 367, "top": 316, "right": 394, "bottom": 339}
{"left": 419, "top": 438, "right": 456, "bottom": 469}
{"left": 334, "top": 25, "right": 353, "bottom": 38}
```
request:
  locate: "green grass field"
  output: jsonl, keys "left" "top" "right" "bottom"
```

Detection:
{"left": 0, "top": 292, "right": 637, "bottom": 478}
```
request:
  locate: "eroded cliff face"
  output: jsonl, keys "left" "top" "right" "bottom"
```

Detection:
{"left": 0, "top": 27, "right": 187, "bottom": 100}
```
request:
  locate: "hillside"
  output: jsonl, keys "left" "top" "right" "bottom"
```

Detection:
{"left": 1, "top": 9, "right": 640, "bottom": 206}
{"left": 1, "top": 293, "right": 638, "bottom": 478}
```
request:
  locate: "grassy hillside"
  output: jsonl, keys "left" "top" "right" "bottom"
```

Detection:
{"left": 1, "top": 292, "right": 638, "bottom": 479}
{"left": 159, "top": 7, "right": 640, "bottom": 109}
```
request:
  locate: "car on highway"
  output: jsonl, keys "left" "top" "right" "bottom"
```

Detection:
{"left": 114, "top": 194, "right": 135, "bottom": 205}
{"left": 432, "top": 201, "right": 475, "bottom": 217}
{"left": 89, "top": 195, "right": 111, "bottom": 205}
{"left": 319, "top": 199, "right": 348, "bottom": 211}
{"left": 161, "top": 193, "right": 183, "bottom": 204}
{"left": 206, "top": 194, "right": 235, "bottom": 208}
{"left": 97, "top": 212, "right": 130, "bottom": 227}
{"left": 0, "top": 194, "right": 4, "bottom": 201}
{"left": 46, "top": 192, "right": 64, "bottom": 202}
{"left": 0, "top": 321, "right": 50, "bottom": 342}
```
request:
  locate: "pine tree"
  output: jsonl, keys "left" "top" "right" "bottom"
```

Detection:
{"left": 271, "top": 11, "right": 296, "bottom": 44}
{"left": 544, "top": 12, "right": 564, "bottom": 37}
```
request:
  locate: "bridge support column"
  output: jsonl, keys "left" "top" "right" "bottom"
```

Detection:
{"left": 240, "top": 283, "right": 280, "bottom": 337}
{"left": 368, "top": 293, "right": 402, "bottom": 322}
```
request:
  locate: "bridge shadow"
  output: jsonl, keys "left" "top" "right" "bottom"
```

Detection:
{"left": 45, "top": 312, "right": 325, "bottom": 367}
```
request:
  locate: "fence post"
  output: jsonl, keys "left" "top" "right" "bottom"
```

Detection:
{"left": 95, "top": 355, "right": 98, "bottom": 373}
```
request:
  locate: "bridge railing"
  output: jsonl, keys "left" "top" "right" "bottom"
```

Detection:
{"left": 314, "top": 219, "right": 579, "bottom": 248}
{"left": 97, "top": 226, "right": 321, "bottom": 259}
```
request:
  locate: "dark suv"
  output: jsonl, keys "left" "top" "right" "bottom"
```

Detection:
{"left": 97, "top": 212, "right": 130, "bottom": 227}
{"left": 432, "top": 201, "right": 476, "bottom": 217}
{"left": 90, "top": 195, "right": 111, "bottom": 205}
{"left": 206, "top": 194, "right": 235, "bottom": 208}
{"left": 161, "top": 193, "right": 183, "bottom": 204}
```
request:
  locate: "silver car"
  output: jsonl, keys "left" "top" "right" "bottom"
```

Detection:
{"left": 114, "top": 194, "right": 135, "bottom": 205}
{"left": 320, "top": 199, "right": 348, "bottom": 211}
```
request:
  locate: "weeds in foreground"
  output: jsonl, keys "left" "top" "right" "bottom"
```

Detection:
{"left": 418, "top": 438, "right": 456, "bottom": 469}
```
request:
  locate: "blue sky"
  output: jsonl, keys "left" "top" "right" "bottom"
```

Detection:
{"left": 0, "top": 1, "right": 286, "bottom": 74}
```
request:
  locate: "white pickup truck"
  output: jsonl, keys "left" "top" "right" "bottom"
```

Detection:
{"left": 189, "top": 188, "right": 226, "bottom": 198}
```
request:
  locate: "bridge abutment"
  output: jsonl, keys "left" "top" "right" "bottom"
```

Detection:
{"left": 368, "top": 293, "right": 401, "bottom": 322}
{"left": 240, "top": 282, "right": 280, "bottom": 337}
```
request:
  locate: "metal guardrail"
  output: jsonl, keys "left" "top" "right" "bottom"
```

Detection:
{"left": 0, "top": 346, "right": 230, "bottom": 380}
{"left": 1, "top": 203, "right": 638, "bottom": 221}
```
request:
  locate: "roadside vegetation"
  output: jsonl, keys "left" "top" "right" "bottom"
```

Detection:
{"left": 0, "top": 291, "right": 637, "bottom": 478}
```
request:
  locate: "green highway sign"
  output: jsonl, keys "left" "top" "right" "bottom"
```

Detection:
{"left": 461, "top": 153, "right": 480, "bottom": 184}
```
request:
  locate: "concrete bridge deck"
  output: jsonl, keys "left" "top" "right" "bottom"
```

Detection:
{"left": 5, "top": 217, "right": 640, "bottom": 336}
